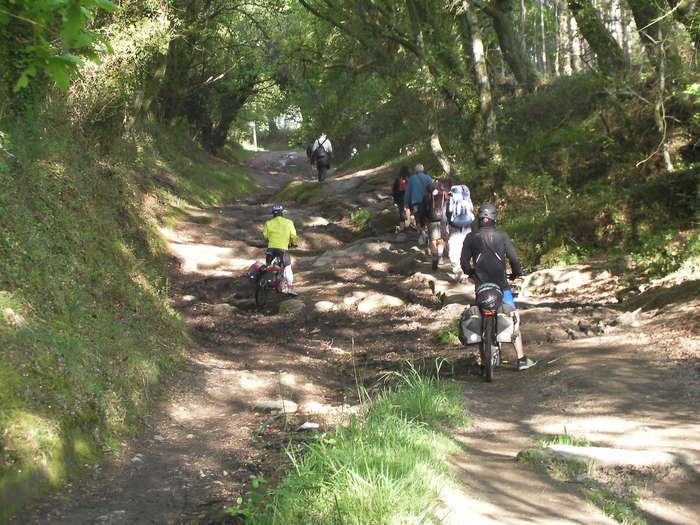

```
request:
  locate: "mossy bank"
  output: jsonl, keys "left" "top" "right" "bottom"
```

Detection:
{"left": 0, "top": 118, "right": 254, "bottom": 520}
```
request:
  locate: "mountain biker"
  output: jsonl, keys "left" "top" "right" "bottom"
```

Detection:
{"left": 311, "top": 132, "right": 333, "bottom": 182}
{"left": 423, "top": 176, "right": 452, "bottom": 270}
{"left": 262, "top": 205, "right": 299, "bottom": 296}
{"left": 404, "top": 163, "right": 432, "bottom": 240}
{"left": 460, "top": 203, "right": 536, "bottom": 371}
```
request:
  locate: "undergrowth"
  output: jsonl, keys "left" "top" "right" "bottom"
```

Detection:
{"left": 350, "top": 208, "right": 371, "bottom": 229}
{"left": 237, "top": 364, "right": 469, "bottom": 524}
{"left": 438, "top": 317, "right": 460, "bottom": 345}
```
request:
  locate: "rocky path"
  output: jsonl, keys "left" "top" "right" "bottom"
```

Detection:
{"left": 18, "top": 151, "right": 700, "bottom": 524}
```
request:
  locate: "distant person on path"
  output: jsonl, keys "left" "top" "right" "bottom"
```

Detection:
{"left": 446, "top": 185, "right": 474, "bottom": 281}
{"left": 423, "top": 176, "right": 452, "bottom": 270}
{"left": 460, "top": 203, "right": 536, "bottom": 371}
{"left": 263, "top": 205, "right": 299, "bottom": 296}
{"left": 311, "top": 132, "right": 333, "bottom": 182}
{"left": 392, "top": 165, "right": 411, "bottom": 230}
{"left": 404, "top": 163, "right": 432, "bottom": 238}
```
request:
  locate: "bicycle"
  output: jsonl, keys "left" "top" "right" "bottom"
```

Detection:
{"left": 247, "top": 252, "right": 288, "bottom": 307}
{"left": 458, "top": 282, "right": 518, "bottom": 382}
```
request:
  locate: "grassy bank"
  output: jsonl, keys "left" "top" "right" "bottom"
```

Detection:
{"left": 0, "top": 118, "right": 254, "bottom": 519}
{"left": 233, "top": 365, "right": 469, "bottom": 524}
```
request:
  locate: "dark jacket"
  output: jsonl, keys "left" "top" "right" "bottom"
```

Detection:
{"left": 460, "top": 224, "right": 523, "bottom": 290}
{"left": 392, "top": 176, "right": 407, "bottom": 207}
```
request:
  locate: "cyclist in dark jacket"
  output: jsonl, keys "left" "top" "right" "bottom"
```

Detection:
{"left": 460, "top": 203, "right": 536, "bottom": 371}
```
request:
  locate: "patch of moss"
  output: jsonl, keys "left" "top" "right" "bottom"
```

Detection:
{"left": 272, "top": 180, "right": 321, "bottom": 205}
{"left": 374, "top": 209, "right": 399, "bottom": 231}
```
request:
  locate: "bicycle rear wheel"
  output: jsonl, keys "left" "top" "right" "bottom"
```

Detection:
{"left": 482, "top": 315, "right": 494, "bottom": 382}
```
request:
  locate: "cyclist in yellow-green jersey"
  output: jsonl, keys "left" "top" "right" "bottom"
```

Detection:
{"left": 262, "top": 205, "right": 299, "bottom": 295}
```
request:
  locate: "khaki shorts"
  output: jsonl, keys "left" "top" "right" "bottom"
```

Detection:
{"left": 428, "top": 221, "right": 443, "bottom": 241}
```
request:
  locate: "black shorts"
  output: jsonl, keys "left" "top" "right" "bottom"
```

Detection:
{"left": 265, "top": 249, "right": 291, "bottom": 266}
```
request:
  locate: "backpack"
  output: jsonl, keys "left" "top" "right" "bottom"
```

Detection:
{"left": 313, "top": 137, "right": 328, "bottom": 160}
{"left": 448, "top": 185, "right": 474, "bottom": 228}
{"left": 398, "top": 177, "right": 407, "bottom": 191}
{"left": 424, "top": 178, "right": 451, "bottom": 222}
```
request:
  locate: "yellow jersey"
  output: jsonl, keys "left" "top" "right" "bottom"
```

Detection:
{"left": 262, "top": 216, "right": 298, "bottom": 250}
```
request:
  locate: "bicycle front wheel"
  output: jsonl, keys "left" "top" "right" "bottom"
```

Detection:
{"left": 255, "top": 279, "right": 269, "bottom": 307}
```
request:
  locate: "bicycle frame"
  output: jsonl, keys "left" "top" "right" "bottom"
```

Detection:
{"left": 475, "top": 283, "right": 504, "bottom": 382}
{"left": 254, "top": 256, "right": 286, "bottom": 307}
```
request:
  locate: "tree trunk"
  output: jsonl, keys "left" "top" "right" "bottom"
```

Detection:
{"left": 407, "top": 0, "right": 456, "bottom": 176}
{"left": 428, "top": 109, "right": 456, "bottom": 178}
{"left": 668, "top": 0, "right": 700, "bottom": 53}
{"left": 207, "top": 92, "right": 250, "bottom": 153}
{"left": 567, "top": 1, "right": 626, "bottom": 75}
{"left": 569, "top": 13, "right": 581, "bottom": 71}
{"left": 158, "top": 36, "right": 193, "bottom": 120}
{"left": 478, "top": 0, "right": 541, "bottom": 92}
{"left": 627, "top": 0, "right": 682, "bottom": 72}
{"left": 655, "top": 24, "right": 675, "bottom": 172}
{"left": 557, "top": 0, "right": 573, "bottom": 74}
{"left": 615, "top": 0, "right": 631, "bottom": 63}
{"left": 458, "top": 0, "right": 502, "bottom": 164}
{"left": 540, "top": 0, "right": 548, "bottom": 74}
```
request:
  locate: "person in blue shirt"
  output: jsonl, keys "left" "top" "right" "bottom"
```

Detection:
{"left": 403, "top": 164, "right": 432, "bottom": 237}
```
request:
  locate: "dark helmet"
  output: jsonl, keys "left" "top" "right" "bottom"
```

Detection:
{"left": 477, "top": 203, "right": 498, "bottom": 222}
{"left": 272, "top": 204, "right": 284, "bottom": 216}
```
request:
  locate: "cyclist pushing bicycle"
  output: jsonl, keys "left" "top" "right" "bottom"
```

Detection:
{"left": 460, "top": 203, "right": 536, "bottom": 371}
{"left": 263, "top": 205, "right": 299, "bottom": 296}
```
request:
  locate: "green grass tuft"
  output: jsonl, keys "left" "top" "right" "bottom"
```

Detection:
{"left": 438, "top": 317, "right": 460, "bottom": 345}
{"left": 240, "top": 364, "right": 469, "bottom": 524}
{"left": 586, "top": 481, "right": 647, "bottom": 525}
{"left": 350, "top": 208, "right": 371, "bottom": 229}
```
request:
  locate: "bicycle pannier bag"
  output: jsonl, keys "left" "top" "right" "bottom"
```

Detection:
{"left": 458, "top": 305, "right": 482, "bottom": 345}
{"left": 496, "top": 303, "right": 519, "bottom": 343}
{"left": 246, "top": 262, "right": 263, "bottom": 281}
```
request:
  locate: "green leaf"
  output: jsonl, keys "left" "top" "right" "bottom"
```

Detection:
{"left": 60, "top": 3, "right": 85, "bottom": 47}
{"left": 13, "top": 73, "right": 30, "bottom": 93}
{"left": 54, "top": 54, "right": 83, "bottom": 65}
{"left": 45, "top": 58, "right": 72, "bottom": 91}
{"left": 86, "top": 0, "right": 119, "bottom": 12}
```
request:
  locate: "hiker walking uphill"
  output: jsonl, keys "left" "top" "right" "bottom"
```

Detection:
{"left": 310, "top": 132, "right": 333, "bottom": 182}
{"left": 404, "top": 164, "right": 432, "bottom": 237}
{"left": 423, "top": 177, "right": 452, "bottom": 270}
{"left": 447, "top": 185, "right": 475, "bottom": 281}
{"left": 392, "top": 166, "right": 411, "bottom": 230}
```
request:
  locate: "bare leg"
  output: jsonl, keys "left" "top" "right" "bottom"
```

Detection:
{"left": 283, "top": 264, "right": 294, "bottom": 286}
{"left": 513, "top": 333, "right": 524, "bottom": 359}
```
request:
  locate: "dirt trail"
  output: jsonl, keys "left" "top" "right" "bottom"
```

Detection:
{"left": 18, "top": 151, "right": 700, "bottom": 524}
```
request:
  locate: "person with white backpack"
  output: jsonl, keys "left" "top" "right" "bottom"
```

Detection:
{"left": 310, "top": 132, "right": 333, "bottom": 182}
{"left": 446, "top": 185, "right": 475, "bottom": 282}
